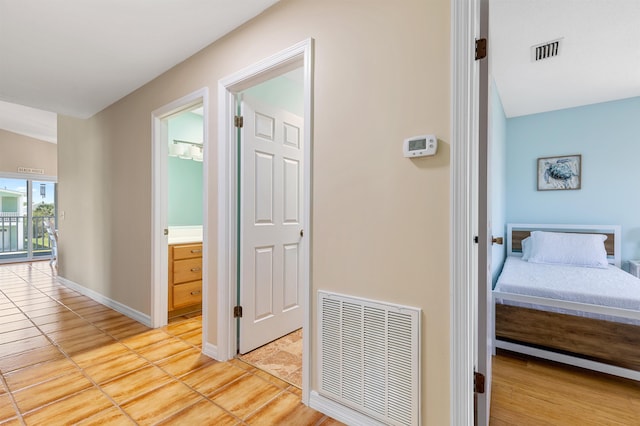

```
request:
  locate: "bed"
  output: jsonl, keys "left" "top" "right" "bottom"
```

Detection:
{"left": 493, "top": 223, "right": 640, "bottom": 381}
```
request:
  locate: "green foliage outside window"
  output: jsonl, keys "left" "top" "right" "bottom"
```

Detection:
{"left": 33, "top": 203, "right": 54, "bottom": 217}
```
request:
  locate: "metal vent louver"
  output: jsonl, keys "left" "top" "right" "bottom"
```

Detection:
{"left": 318, "top": 291, "right": 421, "bottom": 426}
{"left": 532, "top": 38, "right": 562, "bottom": 61}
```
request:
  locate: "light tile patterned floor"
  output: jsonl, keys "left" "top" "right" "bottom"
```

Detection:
{"left": 239, "top": 329, "right": 302, "bottom": 388}
{"left": 0, "top": 262, "right": 342, "bottom": 425}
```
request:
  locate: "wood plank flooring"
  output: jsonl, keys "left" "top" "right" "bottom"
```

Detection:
{"left": 0, "top": 262, "right": 342, "bottom": 425}
{"left": 490, "top": 350, "right": 640, "bottom": 425}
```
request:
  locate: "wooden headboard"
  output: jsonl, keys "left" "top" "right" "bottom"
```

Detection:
{"left": 507, "top": 223, "right": 621, "bottom": 267}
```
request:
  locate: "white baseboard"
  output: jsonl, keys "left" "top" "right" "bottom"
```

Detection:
{"left": 57, "top": 276, "right": 151, "bottom": 327}
{"left": 309, "top": 391, "right": 384, "bottom": 426}
{"left": 202, "top": 341, "right": 218, "bottom": 360}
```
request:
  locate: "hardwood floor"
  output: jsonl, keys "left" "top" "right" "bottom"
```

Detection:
{"left": 490, "top": 350, "right": 640, "bottom": 425}
{"left": 0, "top": 262, "right": 342, "bottom": 425}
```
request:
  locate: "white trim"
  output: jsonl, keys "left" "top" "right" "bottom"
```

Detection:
{"left": 216, "top": 86, "right": 235, "bottom": 362}
{"left": 217, "top": 39, "right": 313, "bottom": 406}
{"left": 308, "top": 392, "right": 387, "bottom": 426}
{"left": 57, "top": 276, "right": 151, "bottom": 327}
{"left": 496, "top": 340, "right": 640, "bottom": 381}
{"left": 450, "top": 0, "right": 479, "bottom": 425}
{"left": 202, "top": 341, "right": 218, "bottom": 360}
{"left": 151, "top": 88, "right": 209, "bottom": 330}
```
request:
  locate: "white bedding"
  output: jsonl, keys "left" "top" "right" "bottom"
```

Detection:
{"left": 494, "top": 257, "right": 640, "bottom": 324}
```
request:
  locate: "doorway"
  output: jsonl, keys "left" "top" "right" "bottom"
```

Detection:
{"left": 151, "top": 88, "right": 209, "bottom": 330}
{"left": 217, "top": 39, "right": 313, "bottom": 400}
{"left": 235, "top": 78, "right": 305, "bottom": 386}
{"left": 166, "top": 106, "right": 205, "bottom": 320}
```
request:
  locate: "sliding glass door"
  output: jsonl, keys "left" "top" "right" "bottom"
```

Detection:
{"left": 32, "top": 181, "right": 57, "bottom": 260}
{"left": 0, "top": 177, "right": 57, "bottom": 263}
{"left": 0, "top": 178, "right": 27, "bottom": 261}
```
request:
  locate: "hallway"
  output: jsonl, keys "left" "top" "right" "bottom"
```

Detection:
{"left": 0, "top": 262, "right": 340, "bottom": 425}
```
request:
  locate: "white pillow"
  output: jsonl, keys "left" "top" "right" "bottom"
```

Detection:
{"left": 521, "top": 236, "right": 531, "bottom": 260}
{"left": 527, "top": 231, "right": 609, "bottom": 268}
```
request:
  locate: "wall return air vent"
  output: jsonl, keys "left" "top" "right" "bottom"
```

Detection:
{"left": 531, "top": 38, "right": 562, "bottom": 61}
{"left": 318, "top": 291, "right": 421, "bottom": 426}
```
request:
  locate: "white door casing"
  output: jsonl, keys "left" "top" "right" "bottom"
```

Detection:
{"left": 450, "top": 0, "right": 481, "bottom": 424}
{"left": 217, "top": 39, "right": 313, "bottom": 404}
{"left": 239, "top": 96, "right": 304, "bottom": 354}
{"left": 476, "top": 0, "right": 491, "bottom": 424}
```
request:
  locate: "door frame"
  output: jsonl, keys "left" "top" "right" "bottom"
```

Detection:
{"left": 151, "top": 88, "right": 209, "bottom": 329}
{"left": 476, "top": 0, "right": 491, "bottom": 423}
{"left": 450, "top": 0, "right": 481, "bottom": 424}
{"left": 217, "top": 39, "right": 313, "bottom": 403}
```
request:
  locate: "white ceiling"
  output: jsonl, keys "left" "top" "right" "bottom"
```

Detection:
{"left": 0, "top": 0, "right": 279, "bottom": 142}
{"left": 0, "top": 100, "right": 57, "bottom": 143}
{"left": 3, "top": 1, "right": 638, "bottom": 143}
{"left": 491, "top": 0, "right": 640, "bottom": 117}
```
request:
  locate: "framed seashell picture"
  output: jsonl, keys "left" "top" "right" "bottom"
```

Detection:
{"left": 537, "top": 154, "right": 581, "bottom": 190}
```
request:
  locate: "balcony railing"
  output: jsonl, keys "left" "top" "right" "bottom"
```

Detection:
{"left": 0, "top": 214, "right": 55, "bottom": 256}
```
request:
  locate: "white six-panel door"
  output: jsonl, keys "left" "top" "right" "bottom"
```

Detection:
{"left": 239, "top": 96, "right": 304, "bottom": 354}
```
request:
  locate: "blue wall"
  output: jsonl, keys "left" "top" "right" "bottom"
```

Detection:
{"left": 168, "top": 111, "right": 203, "bottom": 226}
{"left": 242, "top": 73, "right": 304, "bottom": 116}
{"left": 490, "top": 81, "right": 507, "bottom": 285}
{"left": 506, "top": 96, "right": 640, "bottom": 267}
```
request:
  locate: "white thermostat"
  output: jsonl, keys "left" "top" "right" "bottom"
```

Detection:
{"left": 403, "top": 134, "right": 437, "bottom": 158}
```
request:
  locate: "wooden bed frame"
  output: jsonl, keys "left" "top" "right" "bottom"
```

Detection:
{"left": 493, "top": 223, "right": 640, "bottom": 381}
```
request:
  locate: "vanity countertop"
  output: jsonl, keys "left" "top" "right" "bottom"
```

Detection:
{"left": 167, "top": 226, "right": 202, "bottom": 245}
{"left": 168, "top": 236, "right": 202, "bottom": 245}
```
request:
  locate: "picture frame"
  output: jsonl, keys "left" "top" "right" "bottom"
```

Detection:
{"left": 537, "top": 154, "right": 581, "bottom": 191}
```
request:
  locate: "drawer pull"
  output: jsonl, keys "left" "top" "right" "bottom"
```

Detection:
{"left": 190, "top": 249, "right": 202, "bottom": 254}
{"left": 190, "top": 267, "right": 201, "bottom": 272}
{"left": 190, "top": 290, "right": 201, "bottom": 296}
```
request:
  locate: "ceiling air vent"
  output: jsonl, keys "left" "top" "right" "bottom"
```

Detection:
{"left": 531, "top": 38, "right": 562, "bottom": 61}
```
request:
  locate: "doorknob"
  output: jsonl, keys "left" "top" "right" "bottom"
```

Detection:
{"left": 492, "top": 236, "right": 503, "bottom": 245}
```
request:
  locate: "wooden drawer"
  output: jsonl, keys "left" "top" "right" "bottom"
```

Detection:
{"left": 173, "top": 258, "right": 202, "bottom": 284}
{"left": 172, "top": 280, "right": 202, "bottom": 309}
{"left": 172, "top": 243, "right": 203, "bottom": 260}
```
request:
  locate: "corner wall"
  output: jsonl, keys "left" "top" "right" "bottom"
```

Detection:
{"left": 57, "top": 0, "right": 451, "bottom": 422}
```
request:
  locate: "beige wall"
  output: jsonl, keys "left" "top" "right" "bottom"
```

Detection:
{"left": 0, "top": 129, "right": 57, "bottom": 176}
{"left": 57, "top": 0, "right": 451, "bottom": 422}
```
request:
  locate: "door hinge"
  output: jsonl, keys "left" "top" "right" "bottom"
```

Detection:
{"left": 233, "top": 305, "right": 243, "bottom": 318}
{"left": 234, "top": 115, "right": 244, "bottom": 128}
{"left": 475, "top": 38, "right": 487, "bottom": 60}
{"left": 473, "top": 235, "right": 479, "bottom": 244}
{"left": 474, "top": 371, "right": 485, "bottom": 394}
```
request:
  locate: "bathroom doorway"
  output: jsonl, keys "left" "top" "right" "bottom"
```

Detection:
{"left": 166, "top": 106, "right": 205, "bottom": 320}
{"left": 151, "top": 88, "right": 209, "bottom": 330}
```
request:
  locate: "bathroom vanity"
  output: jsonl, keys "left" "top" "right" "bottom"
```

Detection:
{"left": 168, "top": 226, "right": 203, "bottom": 316}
